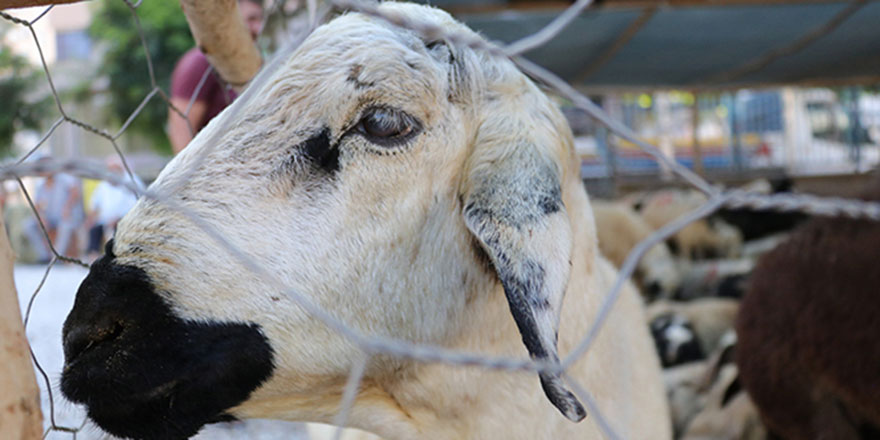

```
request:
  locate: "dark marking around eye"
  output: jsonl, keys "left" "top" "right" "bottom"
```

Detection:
{"left": 300, "top": 127, "right": 339, "bottom": 174}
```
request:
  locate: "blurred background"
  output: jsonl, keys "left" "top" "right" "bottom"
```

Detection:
{"left": 3, "top": 0, "right": 880, "bottom": 438}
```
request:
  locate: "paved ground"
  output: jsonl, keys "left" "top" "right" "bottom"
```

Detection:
{"left": 14, "top": 263, "right": 308, "bottom": 440}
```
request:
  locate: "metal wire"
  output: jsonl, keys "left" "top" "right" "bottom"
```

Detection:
{"left": 331, "top": 354, "right": 369, "bottom": 440}
{"left": 3, "top": 1, "right": 880, "bottom": 439}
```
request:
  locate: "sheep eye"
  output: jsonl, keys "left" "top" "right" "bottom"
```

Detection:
{"left": 355, "top": 107, "right": 420, "bottom": 146}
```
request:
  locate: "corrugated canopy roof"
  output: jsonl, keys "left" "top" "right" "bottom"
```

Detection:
{"left": 419, "top": 0, "right": 880, "bottom": 90}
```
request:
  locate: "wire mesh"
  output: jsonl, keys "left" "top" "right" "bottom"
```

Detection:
{"left": 3, "top": 1, "right": 880, "bottom": 439}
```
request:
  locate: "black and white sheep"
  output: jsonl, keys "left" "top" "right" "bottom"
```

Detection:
{"left": 647, "top": 298, "right": 739, "bottom": 367}
{"left": 57, "top": 4, "right": 670, "bottom": 440}
{"left": 592, "top": 199, "right": 682, "bottom": 300}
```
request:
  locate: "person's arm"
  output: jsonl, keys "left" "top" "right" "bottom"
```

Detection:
{"left": 168, "top": 50, "right": 216, "bottom": 154}
{"left": 167, "top": 97, "right": 208, "bottom": 154}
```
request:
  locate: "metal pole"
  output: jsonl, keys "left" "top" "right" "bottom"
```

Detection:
{"left": 846, "top": 86, "right": 863, "bottom": 169}
{"left": 656, "top": 92, "right": 675, "bottom": 180}
{"left": 729, "top": 92, "right": 745, "bottom": 172}
{"left": 691, "top": 92, "right": 705, "bottom": 177}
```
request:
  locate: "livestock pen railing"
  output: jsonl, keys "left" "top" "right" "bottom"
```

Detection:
{"left": 3, "top": 0, "right": 880, "bottom": 439}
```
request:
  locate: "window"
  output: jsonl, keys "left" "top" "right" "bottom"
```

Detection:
{"left": 56, "top": 30, "right": 91, "bottom": 61}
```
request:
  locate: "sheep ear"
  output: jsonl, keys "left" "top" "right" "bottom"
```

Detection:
{"left": 462, "top": 145, "right": 586, "bottom": 422}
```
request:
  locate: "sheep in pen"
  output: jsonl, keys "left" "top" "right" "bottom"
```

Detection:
{"left": 58, "top": 3, "right": 670, "bottom": 439}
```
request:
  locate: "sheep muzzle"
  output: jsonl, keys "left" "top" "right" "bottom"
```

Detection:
{"left": 60, "top": 245, "right": 275, "bottom": 440}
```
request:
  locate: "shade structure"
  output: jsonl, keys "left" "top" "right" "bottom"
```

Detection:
{"left": 420, "top": 0, "right": 880, "bottom": 89}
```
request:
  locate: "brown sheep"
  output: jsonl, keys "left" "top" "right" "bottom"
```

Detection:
{"left": 736, "top": 182, "right": 880, "bottom": 439}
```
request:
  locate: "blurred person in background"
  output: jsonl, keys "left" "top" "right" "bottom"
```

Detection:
{"left": 166, "top": 0, "right": 264, "bottom": 154}
{"left": 85, "top": 157, "right": 143, "bottom": 261}
{"left": 24, "top": 162, "right": 84, "bottom": 263}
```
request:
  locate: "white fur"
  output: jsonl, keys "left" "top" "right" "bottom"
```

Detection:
{"left": 681, "top": 365, "right": 765, "bottom": 440}
{"left": 639, "top": 189, "right": 742, "bottom": 260}
{"left": 112, "top": 4, "right": 669, "bottom": 439}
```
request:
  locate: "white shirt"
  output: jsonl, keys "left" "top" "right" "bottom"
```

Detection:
{"left": 90, "top": 175, "right": 142, "bottom": 225}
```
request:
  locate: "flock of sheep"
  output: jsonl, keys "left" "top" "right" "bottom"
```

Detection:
{"left": 592, "top": 177, "right": 880, "bottom": 439}
{"left": 53, "top": 3, "right": 879, "bottom": 439}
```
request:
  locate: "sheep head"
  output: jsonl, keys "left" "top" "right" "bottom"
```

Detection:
{"left": 61, "top": 4, "right": 585, "bottom": 439}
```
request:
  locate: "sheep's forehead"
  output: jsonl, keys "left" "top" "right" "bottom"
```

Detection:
{"left": 211, "top": 10, "right": 468, "bottom": 163}
{"left": 273, "top": 10, "right": 457, "bottom": 100}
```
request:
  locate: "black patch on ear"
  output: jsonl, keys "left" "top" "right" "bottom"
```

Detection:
{"left": 61, "top": 255, "right": 275, "bottom": 440}
{"left": 539, "top": 186, "right": 562, "bottom": 215}
{"left": 464, "top": 166, "right": 562, "bottom": 229}
{"left": 463, "top": 153, "right": 584, "bottom": 421}
{"left": 300, "top": 127, "right": 339, "bottom": 174}
{"left": 496, "top": 259, "right": 554, "bottom": 359}
{"left": 465, "top": 193, "right": 552, "bottom": 356}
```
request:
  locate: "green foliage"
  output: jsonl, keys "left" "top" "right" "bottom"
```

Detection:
{"left": 90, "top": 0, "right": 194, "bottom": 155}
{"left": 0, "top": 34, "right": 49, "bottom": 158}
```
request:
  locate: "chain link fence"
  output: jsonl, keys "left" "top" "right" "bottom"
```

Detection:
{"left": 3, "top": 0, "right": 880, "bottom": 439}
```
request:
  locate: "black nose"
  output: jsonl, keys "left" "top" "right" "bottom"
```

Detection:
{"left": 63, "top": 314, "right": 126, "bottom": 365}
{"left": 60, "top": 241, "right": 276, "bottom": 440}
{"left": 62, "top": 243, "right": 155, "bottom": 367}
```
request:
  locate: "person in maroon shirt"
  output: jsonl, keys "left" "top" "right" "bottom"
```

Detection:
{"left": 167, "top": 0, "right": 263, "bottom": 154}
